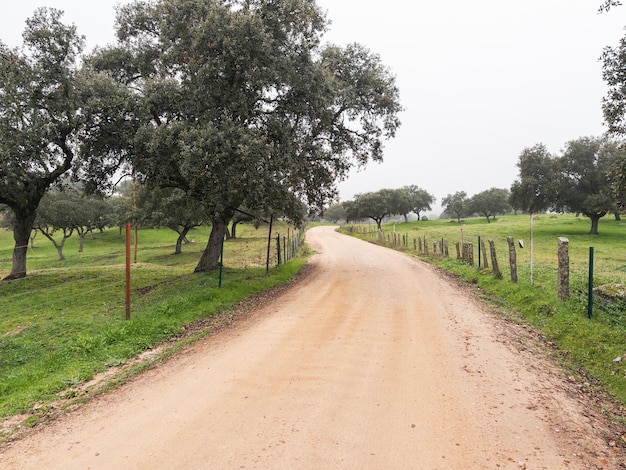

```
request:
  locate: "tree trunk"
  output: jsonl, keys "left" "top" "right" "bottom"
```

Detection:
{"left": 175, "top": 227, "right": 191, "bottom": 255}
{"left": 194, "top": 218, "right": 229, "bottom": 272}
{"left": 41, "top": 231, "right": 67, "bottom": 261}
{"left": 30, "top": 230, "right": 38, "bottom": 249}
{"left": 5, "top": 211, "right": 36, "bottom": 281}
{"left": 231, "top": 221, "right": 239, "bottom": 239}
{"left": 614, "top": 212, "right": 621, "bottom": 221}
{"left": 79, "top": 232, "right": 85, "bottom": 253}
{"left": 589, "top": 215, "right": 600, "bottom": 235}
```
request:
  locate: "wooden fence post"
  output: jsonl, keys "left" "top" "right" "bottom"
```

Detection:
{"left": 558, "top": 237, "right": 570, "bottom": 300}
{"left": 507, "top": 236, "right": 518, "bottom": 283}
{"left": 467, "top": 242, "right": 474, "bottom": 266}
{"left": 489, "top": 239, "right": 502, "bottom": 279}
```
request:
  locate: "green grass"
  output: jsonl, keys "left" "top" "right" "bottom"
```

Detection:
{"left": 0, "top": 222, "right": 307, "bottom": 429}
{"left": 344, "top": 213, "right": 626, "bottom": 406}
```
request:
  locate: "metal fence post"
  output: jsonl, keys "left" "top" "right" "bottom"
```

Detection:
{"left": 588, "top": 247, "right": 594, "bottom": 318}
{"left": 557, "top": 237, "right": 570, "bottom": 300}
{"left": 218, "top": 234, "right": 225, "bottom": 288}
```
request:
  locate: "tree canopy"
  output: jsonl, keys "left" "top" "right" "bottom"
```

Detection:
{"left": 0, "top": 8, "right": 132, "bottom": 280}
{"left": 468, "top": 188, "right": 510, "bottom": 223}
{"left": 441, "top": 191, "right": 469, "bottom": 223}
{"left": 557, "top": 137, "right": 617, "bottom": 234}
{"left": 509, "top": 144, "right": 559, "bottom": 214}
{"left": 346, "top": 189, "right": 397, "bottom": 230}
{"left": 401, "top": 185, "right": 435, "bottom": 221}
{"left": 510, "top": 138, "right": 618, "bottom": 234}
{"left": 90, "top": 0, "right": 402, "bottom": 272}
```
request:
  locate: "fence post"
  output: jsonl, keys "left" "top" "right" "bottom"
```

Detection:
{"left": 276, "top": 233, "right": 281, "bottom": 266}
{"left": 557, "top": 237, "right": 570, "bottom": 300}
{"left": 424, "top": 236, "right": 429, "bottom": 255}
{"left": 218, "top": 234, "right": 225, "bottom": 288}
{"left": 587, "top": 247, "right": 594, "bottom": 317}
{"left": 125, "top": 223, "right": 131, "bottom": 321}
{"left": 266, "top": 214, "right": 274, "bottom": 273}
{"left": 480, "top": 238, "right": 489, "bottom": 268}
{"left": 455, "top": 242, "right": 461, "bottom": 259}
{"left": 467, "top": 242, "right": 474, "bottom": 266}
{"left": 507, "top": 236, "right": 518, "bottom": 283}
{"left": 477, "top": 236, "right": 481, "bottom": 268}
{"left": 489, "top": 239, "right": 502, "bottom": 279}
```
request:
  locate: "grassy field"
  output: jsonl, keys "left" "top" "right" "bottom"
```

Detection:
{"left": 0, "top": 222, "right": 307, "bottom": 433}
{"left": 343, "top": 213, "right": 626, "bottom": 408}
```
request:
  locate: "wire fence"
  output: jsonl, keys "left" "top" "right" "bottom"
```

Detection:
{"left": 0, "top": 223, "right": 304, "bottom": 325}
{"left": 343, "top": 224, "right": 626, "bottom": 331}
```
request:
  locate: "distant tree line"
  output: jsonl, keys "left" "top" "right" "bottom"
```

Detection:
{"left": 327, "top": 133, "right": 625, "bottom": 236}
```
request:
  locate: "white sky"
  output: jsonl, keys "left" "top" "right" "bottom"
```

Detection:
{"left": 3, "top": 1, "right": 626, "bottom": 214}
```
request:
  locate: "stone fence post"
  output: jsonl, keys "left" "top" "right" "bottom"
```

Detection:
{"left": 489, "top": 239, "right": 502, "bottom": 279}
{"left": 507, "top": 236, "right": 518, "bottom": 283}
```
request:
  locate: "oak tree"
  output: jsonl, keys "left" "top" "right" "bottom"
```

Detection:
{"left": 509, "top": 144, "right": 559, "bottom": 214}
{"left": 441, "top": 191, "right": 469, "bottom": 223}
{"left": 91, "top": 0, "right": 402, "bottom": 272}
{"left": 468, "top": 188, "right": 511, "bottom": 223}
{"left": 0, "top": 9, "right": 133, "bottom": 279}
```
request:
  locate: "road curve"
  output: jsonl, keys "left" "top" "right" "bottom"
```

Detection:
{"left": 0, "top": 226, "right": 620, "bottom": 469}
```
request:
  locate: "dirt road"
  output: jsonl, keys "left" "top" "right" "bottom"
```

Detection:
{"left": 1, "top": 226, "right": 623, "bottom": 469}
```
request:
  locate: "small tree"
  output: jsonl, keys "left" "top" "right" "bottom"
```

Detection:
{"left": 441, "top": 191, "right": 469, "bottom": 223}
{"left": 390, "top": 188, "right": 414, "bottom": 223}
{"left": 401, "top": 185, "right": 435, "bottom": 221}
{"left": 469, "top": 188, "right": 511, "bottom": 223}
{"left": 346, "top": 189, "right": 396, "bottom": 230}
{"left": 509, "top": 144, "right": 559, "bottom": 214}
{"left": 136, "top": 186, "right": 207, "bottom": 254}
{"left": 323, "top": 202, "right": 348, "bottom": 224}
{"left": 35, "top": 191, "right": 77, "bottom": 261}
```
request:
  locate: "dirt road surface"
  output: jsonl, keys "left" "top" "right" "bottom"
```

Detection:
{"left": 1, "top": 226, "right": 624, "bottom": 469}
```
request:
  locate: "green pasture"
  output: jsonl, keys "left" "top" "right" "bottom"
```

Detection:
{"left": 0, "top": 222, "right": 306, "bottom": 434}
{"left": 345, "top": 213, "right": 626, "bottom": 408}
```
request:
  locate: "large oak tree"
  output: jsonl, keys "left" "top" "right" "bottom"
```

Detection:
{"left": 0, "top": 9, "right": 133, "bottom": 280}
{"left": 558, "top": 137, "right": 617, "bottom": 235}
{"left": 509, "top": 144, "right": 559, "bottom": 214}
{"left": 510, "top": 139, "right": 618, "bottom": 234}
{"left": 91, "top": 0, "right": 402, "bottom": 272}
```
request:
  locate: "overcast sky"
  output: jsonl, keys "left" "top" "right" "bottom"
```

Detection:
{"left": 3, "top": 1, "right": 625, "bottom": 214}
